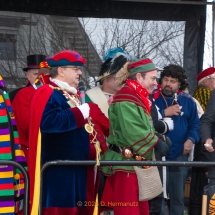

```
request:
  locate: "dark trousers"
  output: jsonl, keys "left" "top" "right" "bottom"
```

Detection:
{"left": 189, "top": 167, "right": 207, "bottom": 215}
{"left": 149, "top": 194, "right": 163, "bottom": 215}
{"left": 189, "top": 141, "right": 210, "bottom": 215}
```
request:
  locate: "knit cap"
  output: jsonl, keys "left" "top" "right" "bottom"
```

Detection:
{"left": 128, "top": 58, "right": 156, "bottom": 75}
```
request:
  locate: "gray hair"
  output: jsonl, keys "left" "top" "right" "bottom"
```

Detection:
{"left": 49, "top": 67, "right": 58, "bottom": 78}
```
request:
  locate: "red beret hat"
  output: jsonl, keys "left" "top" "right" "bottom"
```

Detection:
{"left": 46, "top": 50, "right": 86, "bottom": 67}
{"left": 197, "top": 67, "right": 215, "bottom": 83}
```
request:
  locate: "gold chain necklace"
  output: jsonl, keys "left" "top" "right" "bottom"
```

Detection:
{"left": 85, "top": 117, "right": 101, "bottom": 166}
{"left": 160, "top": 92, "right": 175, "bottom": 108}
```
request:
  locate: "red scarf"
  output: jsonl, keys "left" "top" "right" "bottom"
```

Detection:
{"left": 126, "top": 79, "right": 151, "bottom": 112}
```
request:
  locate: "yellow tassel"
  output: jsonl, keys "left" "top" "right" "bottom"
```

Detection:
{"left": 93, "top": 194, "right": 99, "bottom": 215}
{"left": 95, "top": 141, "right": 101, "bottom": 166}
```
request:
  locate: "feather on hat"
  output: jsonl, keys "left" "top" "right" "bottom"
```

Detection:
{"left": 96, "top": 48, "right": 133, "bottom": 83}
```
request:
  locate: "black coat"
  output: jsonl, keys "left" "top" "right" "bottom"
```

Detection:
{"left": 150, "top": 96, "right": 167, "bottom": 134}
{"left": 200, "top": 89, "right": 215, "bottom": 162}
{"left": 189, "top": 90, "right": 215, "bottom": 215}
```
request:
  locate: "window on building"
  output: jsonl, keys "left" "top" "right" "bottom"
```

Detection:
{"left": 0, "top": 34, "right": 16, "bottom": 60}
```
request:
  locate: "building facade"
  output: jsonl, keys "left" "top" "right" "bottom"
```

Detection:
{"left": 0, "top": 11, "right": 101, "bottom": 90}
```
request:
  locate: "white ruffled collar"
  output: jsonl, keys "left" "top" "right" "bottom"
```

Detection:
{"left": 50, "top": 77, "right": 77, "bottom": 94}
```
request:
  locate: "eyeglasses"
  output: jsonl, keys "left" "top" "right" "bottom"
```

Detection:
{"left": 150, "top": 76, "right": 157, "bottom": 81}
{"left": 61, "top": 66, "right": 81, "bottom": 72}
{"left": 143, "top": 74, "right": 157, "bottom": 82}
{"left": 162, "top": 78, "right": 178, "bottom": 84}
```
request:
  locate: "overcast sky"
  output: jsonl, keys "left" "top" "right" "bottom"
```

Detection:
{"left": 81, "top": 3, "right": 213, "bottom": 70}
{"left": 203, "top": 4, "right": 213, "bottom": 69}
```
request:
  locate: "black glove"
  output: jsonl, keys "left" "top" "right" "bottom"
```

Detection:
{"left": 156, "top": 133, "right": 172, "bottom": 148}
{"left": 154, "top": 138, "right": 170, "bottom": 157}
{"left": 165, "top": 136, "right": 172, "bottom": 148}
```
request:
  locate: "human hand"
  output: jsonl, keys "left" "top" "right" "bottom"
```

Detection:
{"left": 164, "top": 105, "right": 181, "bottom": 116}
{"left": 183, "top": 139, "right": 194, "bottom": 155}
{"left": 77, "top": 103, "right": 90, "bottom": 119}
{"left": 204, "top": 138, "right": 214, "bottom": 152}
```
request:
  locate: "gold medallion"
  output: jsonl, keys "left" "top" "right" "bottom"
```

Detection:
{"left": 85, "top": 124, "right": 93, "bottom": 133}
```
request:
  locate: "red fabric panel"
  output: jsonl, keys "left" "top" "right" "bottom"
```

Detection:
{"left": 101, "top": 171, "right": 149, "bottom": 215}
{"left": 88, "top": 103, "right": 109, "bottom": 137}
{"left": 28, "top": 84, "right": 53, "bottom": 213}
{"left": 12, "top": 86, "right": 36, "bottom": 148}
{"left": 16, "top": 210, "right": 23, "bottom": 215}
{"left": 42, "top": 207, "right": 78, "bottom": 215}
{"left": 88, "top": 103, "right": 109, "bottom": 153}
{"left": 69, "top": 107, "right": 85, "bottom": 128}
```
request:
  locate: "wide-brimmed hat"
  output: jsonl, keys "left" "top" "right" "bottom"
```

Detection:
{"left": 96, "top": 48, "right": 133, "bottom": 83}
{"left": 46, "top": 50, "right": 86, "bottom": 67}
{"left": 197, "top": 67, "right": 215, "bottom": 84}
{"left": 23, "top": 54, "right": 46, "bottom": 71}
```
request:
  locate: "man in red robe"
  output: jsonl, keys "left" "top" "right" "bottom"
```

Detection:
{"left": 28, "top": 50, "right": 109, "bottom": 215}
{"left": 11, "top": 55, "right": 46, "bottom": 161}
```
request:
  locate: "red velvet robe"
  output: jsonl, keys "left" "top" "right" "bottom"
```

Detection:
{"left": 12, "top": 86, "right": 35, "bottom": 161}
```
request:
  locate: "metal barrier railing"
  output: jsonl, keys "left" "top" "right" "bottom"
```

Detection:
{"left": 0, "top": 160, "right": 29, "bottom": 215}
{"left": 39, "top": 160, "right": 215, "bottom": 215}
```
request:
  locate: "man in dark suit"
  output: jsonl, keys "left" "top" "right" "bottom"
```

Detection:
{"left": 200, "top": 90, "right": 215, "bottom": 158}
{"left": 189, "top": 68, "right": 215, "bottom": 215}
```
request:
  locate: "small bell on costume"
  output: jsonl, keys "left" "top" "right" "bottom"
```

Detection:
{"left": 122, "top": 148, "right": 133, "bottom": 159}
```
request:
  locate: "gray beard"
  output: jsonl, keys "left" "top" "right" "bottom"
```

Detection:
{"left": 162, "top": 88, "right": 177, "bottom": 96}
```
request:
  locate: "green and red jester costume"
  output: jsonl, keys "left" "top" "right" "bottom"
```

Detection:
{"left": 102, "top": 82, "right": 158, "bottom": 174}
{"left": 101, "top": 80, "right": 159, "bottom": 215}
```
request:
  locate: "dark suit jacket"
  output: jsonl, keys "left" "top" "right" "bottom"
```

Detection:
{"left": 149, "top": 95, "right": 167, "bottom": 134}
{"left": 200, "top": 89, "right": 215, "bottom": 161}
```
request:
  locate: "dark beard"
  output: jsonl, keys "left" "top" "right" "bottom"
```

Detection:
{"left": 162, "top": 88, "right": 177, "bottom": 97}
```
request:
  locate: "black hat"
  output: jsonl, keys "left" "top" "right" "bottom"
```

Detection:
{"left": 23, "top": 54, "right": 46, "bottom": 72}
{"left": 96, "top": 58, "right": 112, "bottom": 83}
{"left": 110, "top": 54, "right": 129, "bottom": 75}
